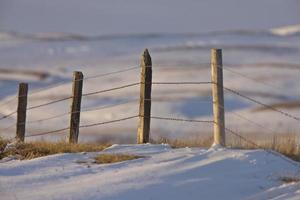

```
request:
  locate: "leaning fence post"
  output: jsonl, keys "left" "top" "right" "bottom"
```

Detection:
{"left": 211, "top": 49, "right": 225, "bottom": 147}
{"left": 137, "top": 49, "right": 152, "bottom": 144}
{"left": 16, "top": 83, "right": 28, "bottom": 142}
{"left": 69, "top": 71, "right": 83, "bottom": 144}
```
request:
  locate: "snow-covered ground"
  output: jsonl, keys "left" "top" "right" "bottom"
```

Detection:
{"left": 0, "top": 1, "right": 300, "bottom": 143}
{"left": 1, "top": 144, "right": 300, "bottom": 200}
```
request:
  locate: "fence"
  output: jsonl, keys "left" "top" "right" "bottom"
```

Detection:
{"left": 0, "top": 48, "right": 300, "bottom": 156}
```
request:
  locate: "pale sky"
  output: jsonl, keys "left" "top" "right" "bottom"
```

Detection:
{"left": 0, "top": 0, "right": 300, "bottom": 35}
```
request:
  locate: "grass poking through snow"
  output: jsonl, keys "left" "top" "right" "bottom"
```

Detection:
{"left": 94, "top": 154, "right": 143, "bottom": 164}
{"left": 0, "top": 139, "right": 110, "bottom": 160}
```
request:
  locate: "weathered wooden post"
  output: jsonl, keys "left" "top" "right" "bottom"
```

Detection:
{"left": 69, "top": 71, "right": 83, "bottom": 144}
{"left": 137, "top": 49, "right": 152, "bottom": 144}
{"left": 16, "top": 83, "right": 28, "bottom": 142}
{"left": 211, "top": 49, "right": 225, "bottom": 146}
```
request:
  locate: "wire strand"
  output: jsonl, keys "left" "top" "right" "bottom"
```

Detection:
{"left": 26, "top": 99, "right": 138, "bottom": 124}
{"left": 79, "top": 115, "right": 138, "bottom": 129}
{"left": 224, "top": 126, "right": 300, "bottom": 168}
{"left": 148, "top": 115, "right": 213, "bottom": 123}
{"left": 151, "top": 81, "right": 212, "bottom": 85}
{"left": 218, "top": 104, "right": 280, "bottom": 134}
{"left": 223, "top": 86, "right": 300, "bottom": 122}
{"left": 0, "top": 110, "right": 17, "bottom": 121}
{"left": 84, "top": 66, "right": 140, "bottom": 80}
{"left": 27, "top": 65, "right": 140, "bottom": 96}
{"left": 26, "top": 127, "right": 69, "bottom": 137}
{"left": 27, "top": 96, "right": 72, "bottom": 111}
{"left": 82, "top": 82, "right": 140, "bottom": 97}
{"left": 221, "top": 65, "right": 284, "bottom": 90}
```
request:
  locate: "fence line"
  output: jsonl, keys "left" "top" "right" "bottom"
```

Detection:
{"left": 82, "top": 82, "right": 140, "bottom": 97}
{"left": 27, "top": 96, "right": 73, "bottom": 111}
{"left": 149, "top": 116, "right": 213, "bottom": 123}
{"left": 217, "top": 104, "right": 280, "bottom": 135}
{"left": 79, "top": 115, "right": 138, "bottom": 129}
{"left": 1, "top": 47, "right": 300, "bottom": 170}
{"left": 27, "top": 65, "right": 140, "bottom": 96}
{"left": 26, "top": 127, "right": 69, "bottom": 137}
{"left": 83, "top": 66, "right": 140, "bottom": 80}
{"left": 223, "top": 86, "right": 300, "bottom": 121}
{"left": 151, "top": 81, "right": 212, "bottom": 85}
{"left": 144, "top": 97, "right": 211, "bottom": 103}
{"left": 28, "top": 80, "right": 72, "bottom": 96}
{"left": 0, "top": 110, "right": 17, "bottom": 120}
{"left": 25, "top": 99, "right": 138, "bottom": 124}
{"left": 223, "top": 125, "right": 300, "bottom": 168}
{"left": 222, "top": 65, "right": 284, "bottom": 90}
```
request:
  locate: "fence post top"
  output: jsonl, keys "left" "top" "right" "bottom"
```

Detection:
{"left": 73, "top": 71, "right": 83, "bottom": 75}
{"left": 211, "top": 48, "right": 222, "bottom": 53}
{"left": 19, "top": 82, "right": 28, "bottom": 86}
{"left": 141, "top": 49, "right": 152, "bottom": 67}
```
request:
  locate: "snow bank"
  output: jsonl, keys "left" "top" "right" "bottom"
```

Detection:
{"left": 270, "top": 24, "right": 300, "bottom": 36}
{"left": 0, "top": 144, "right": 300, "bottom": 200}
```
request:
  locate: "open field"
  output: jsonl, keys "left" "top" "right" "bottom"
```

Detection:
{"left": 1, "top": 144, "right": 300, "bottom": 200}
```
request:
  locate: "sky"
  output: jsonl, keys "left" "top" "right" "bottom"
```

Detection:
{"left": 0, "top": 0, "right": 300, "bottom": 35}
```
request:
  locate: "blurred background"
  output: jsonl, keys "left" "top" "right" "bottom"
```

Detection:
{"left": 0, "top": 0, "right": 300, "bottom": 144}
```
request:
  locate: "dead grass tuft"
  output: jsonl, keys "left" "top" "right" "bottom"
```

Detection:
{"left": 0, "top": 137, "right": 9, "bottom": 153}
{"left": 94, "top": 153, "right": 143, "bottom": 164}
{"left": 0, "top": 139, "right": 110, "bottom": 160}
{"left": 280, "top": 176, "right": 300, "bottom": 184}
{"left": 226, "top": 133, "right": 300, "bottom": 161}
{"left": 154, "top": 133, "right": 300, "bottom": 162}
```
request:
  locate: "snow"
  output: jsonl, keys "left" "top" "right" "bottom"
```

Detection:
{"left": 1, "top": 144, "right": 300, "bottom": 200}
{"left": 270, "top": 24, "right": 300, "bottom": 36}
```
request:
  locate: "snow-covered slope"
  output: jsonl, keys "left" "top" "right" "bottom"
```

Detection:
{"left": 1, "top": 144, "right": 300, "bottom": 200}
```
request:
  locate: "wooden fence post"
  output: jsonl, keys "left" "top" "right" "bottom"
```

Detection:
{"left": 16, "top": 83, "right": 28, "bottom": 142}
{"left": 211, "top": 49, "right": 225, "bottom": 147}
{"left": 137, "top": 49, "right": 152, "bottom": 144}
{"left": 69, "top": 71, "right": 83, "bottom": 144}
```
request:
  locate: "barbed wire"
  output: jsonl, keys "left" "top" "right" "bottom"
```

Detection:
{"left": 217, "top": 104, "right": 280, "bottom": 134}
{"left": 27, "top": 96, "right": 72, "bottom": 111}
{"left": 144, "top": 97, "right": 211, "bottom": 103}
{"left": 79, "top": 115, "right": 138, "bottom": 129}
{"left": 26, "top": 112, "right": 70, "bottom": 124}
{"left": 82, "top": 82, "right": 140, "bottom": 97}
{"left": 151, "top": 81, "right": 212, "bottom": 85}
{"left": 0, "top": 110, "right": 17, "bottom": 121}
{"left": 81, "top": 99, "right": 138, "bottom": 113}
{"left": 26, "top": 127, "right": 69, "bottom": 137}
{"left": 83, "top": 66, "right": 140, "bottom": 80}
{"left": 28, "top": 80, "right": 72, "bottom": 96}
{"left": 28, "top": 65, "right": 140, "bottom": 97}
{"left": 224, "top": 126, "right": 300, "bottom": 168}
{"left": 145, "top": 115, "right": 213, "bottom": 123}
{"left": 221, "top": 65, "right": 284, "bottom": 90}
{"left": 223, "top": 86, "right": 300, "bottom": 122}
{"left": 25, "top": 99, "right": 138, "bottom": 124}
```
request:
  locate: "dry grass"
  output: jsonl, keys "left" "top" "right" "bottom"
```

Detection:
{"left": 226, "top": 133, "right": 300, "bottom": 161}
{"left": 94, "top": 153, "right": 143, "bottom": 164}
{"left": 154, "top": 133, "right": 300, "bottom": 162}
{"left": 280, "top": 176, "right": 300, "bottom": 184}
{"left": 0, "top": 139, "right": 110, "bottom": 160}
{"left": 0, "top": 137, "right": 9, "bottom": 153}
